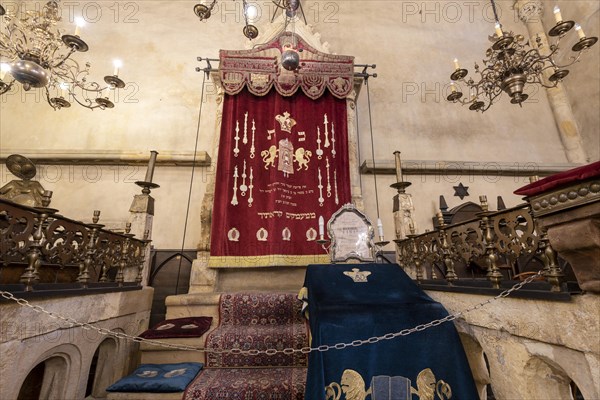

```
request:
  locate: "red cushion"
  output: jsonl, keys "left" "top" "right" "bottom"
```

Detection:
{"left": 140, "top": 317, "right": 213, "bottom": 339}
{"left": 514, "top": 161, "right": 600, "bottom": 196}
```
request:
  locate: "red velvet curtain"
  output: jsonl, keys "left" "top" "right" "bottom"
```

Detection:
{"left": 209, "top": 88, "right": 351, "bottom": 266}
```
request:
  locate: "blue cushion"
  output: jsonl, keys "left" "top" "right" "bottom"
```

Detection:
{"left": 106, "top": 363, "right": 203, "bottom": 392}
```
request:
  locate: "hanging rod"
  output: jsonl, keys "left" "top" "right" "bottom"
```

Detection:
{"left": 195, "top": 57, "right": 377, "bottom": 78}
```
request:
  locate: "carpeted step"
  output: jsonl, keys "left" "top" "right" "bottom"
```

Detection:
{"left": 183, "top": 367, "right": 307, "bottom": 400}
{"left": 205, "top": 292, "right": 309, "bottom": 368}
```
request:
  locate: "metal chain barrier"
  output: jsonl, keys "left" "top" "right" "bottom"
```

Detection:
{"left": 1, "top": 270, "right": 543, "bottom": 355}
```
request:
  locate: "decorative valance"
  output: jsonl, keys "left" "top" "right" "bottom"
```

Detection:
{"left": 219, "top": 32, "right": 354, "bottom": 100}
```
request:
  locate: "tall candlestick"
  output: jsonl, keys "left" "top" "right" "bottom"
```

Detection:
{"left": 393, "top": 151, "right": 403, "bottom": 182}
{"left": 495, "top": 23, "right": 503, "bottom": 38}
{"left": 318, "top": 216, "right": 324, "bottom": 237}
{"left": 553, "top": 6, "right": 563, "bottom": 23}
{"left": 453, "top": 58, "right": 460, "bottom": 70}
{"left": 144, "top": 150, "right": 159, "bottom": 183}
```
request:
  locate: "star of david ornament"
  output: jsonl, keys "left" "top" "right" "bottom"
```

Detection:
{"left": 453, "top": 182, "right": 470, "bottom": 200}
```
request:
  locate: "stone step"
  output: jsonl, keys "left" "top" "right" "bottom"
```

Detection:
{"left": 139, "top": 336, "right": 209, "bottom": 365}
{"left": 165, "top": 293, "right": 221, "bottom": 323}
{"left": 107, "top": 392, "right": 183, "bottom": 400}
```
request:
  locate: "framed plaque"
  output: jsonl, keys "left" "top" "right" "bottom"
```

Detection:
{"left": 328, "top": 203, "right": 374, "bottom": 263}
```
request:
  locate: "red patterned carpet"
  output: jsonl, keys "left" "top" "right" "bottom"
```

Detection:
{"left": 205, "top": 292, "right": 309, "bottom": 368}
{"left": 183, "top": 367, "right": 307, "bottom": 400}
{"left": 183, "top": 293, "right": 309, "bottom": 400}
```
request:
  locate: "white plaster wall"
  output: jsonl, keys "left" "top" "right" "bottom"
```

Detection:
{"left": 0, "top": 0, "right": 598, "bottom": 250}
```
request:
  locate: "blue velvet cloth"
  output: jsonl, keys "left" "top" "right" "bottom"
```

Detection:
{"left": 106, "top": 362, "right": 203, "bottom": 393}
{"left": 302, "top": 264, "right": 478, "bottom": 400}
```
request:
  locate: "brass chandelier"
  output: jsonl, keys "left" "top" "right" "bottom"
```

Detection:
{"left": 447, "top": 0, "right": 597, "bottom": 112}
{"left": 193, "top": 0, "right": 305, "bottom": 40}
{"left": 0, "top": 1, "right": 125, "bottom": 110}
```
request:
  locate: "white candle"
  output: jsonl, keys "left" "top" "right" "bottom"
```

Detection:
{"left": 74, "top": 17, "right": 85, "bottom": 36}
{"left": 318, "top": 216, "right": 324, "bottom": 237}
{"left": 450, "top": 81, "right": 457, "bottom": 93}
{"left": 495, "top": 23, "right": 503, "bottom": 38}
{"left": 453, "top": 58, "right": 460, "bottom": 70}
{"left": 0, "top": 63, "right": 10, "bottom": 81}
{"left": 113, "top": 59, "right": 122, "bottom": 76}
{"left": 575, "top": 24, "right": 586, "bottom": 39}
{"left": 377, "top": 218, "right": 384, "bottom": 237}
{"left": 59, "top": 82, "right": 68, "bottom": 98}
{"left": 553, "top": 6, "right": 563, "bottom": 23}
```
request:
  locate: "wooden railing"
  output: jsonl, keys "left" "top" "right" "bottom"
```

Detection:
{"left": 0, "top": 199, "right": 148, "bottom": 293}
{"left": 395, "top": 196, "right": 567, "bottom": 293}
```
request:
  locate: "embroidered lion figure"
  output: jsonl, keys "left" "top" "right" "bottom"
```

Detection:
{"left": 293, "top": 148, "right": 312, "bottom": 171}
{"left": 261, "top": 145, "right": 278, "bottom": 169}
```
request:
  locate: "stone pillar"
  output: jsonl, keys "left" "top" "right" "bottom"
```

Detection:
{"left": 189, "top": 77, "right": 223, "bottom": 294}
{"left": 128, "top": 190, "right": 154, "bottom": 285}
{"left": 347, "top": 78, "right": 365, "bottom": 210}
{"left": 128, "top": 151, "right": 159, "bottom": 285}
{"left": 514, "top": 0, "right": 588, "bottom": 163}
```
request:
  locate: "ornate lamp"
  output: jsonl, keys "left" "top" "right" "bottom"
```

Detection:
{"left": 193, "top": 0, "right": 305, "bottom": 40}
{"left": 0, "top": 1, "right": 125, "bottom": 110}
{"left": 447, "top": 0, "right": 597, "bottom": 112}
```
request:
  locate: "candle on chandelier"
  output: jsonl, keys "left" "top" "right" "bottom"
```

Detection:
{"left": 495, "top": 23, "right": 503, "bottom": 38}
{"left": 74, "top": 17, "right": 85, "bottom": 36}
{"left": 453, "top": 58, "right": 460, "bottom": 70}
{"left": 113, "top": 59, "right": 123, "bottom": 76}
{"left": 553, "top": 6, "right": 563, "bottom": 23}
{"left": 450, "top": 82, "right": 457, "bottom": 93}
{"left": 575, "top": 24, "right": 586, "bottom": 39}
{"left": 377, "top": 218, "right": 384, "bottom": 238}
{"left": 59, "top": 82, "right": 69, "bottom": 98}
{"left": 318, "top": 216, "right": 324, "bottom": 237}
{"left": 0, "top": 63, "right": 10, "bottom": 80}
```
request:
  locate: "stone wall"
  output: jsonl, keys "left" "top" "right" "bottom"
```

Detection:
{"left": 427, "top": 290, "right": 600, "bottom": 399}
{"left": 0, "top": 288, "right": 153, "bottom": 399}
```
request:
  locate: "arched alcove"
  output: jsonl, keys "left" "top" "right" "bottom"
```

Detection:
{"left": 18, "top": 343, "right": 83, "bottom": 400}
{"left": 458, "top": 332, "right": 491, "bottom": 400}
{"left": 523, "top": 356, "right": 574, "bottom": 399}
{"left": 17, "top": 355, "right": 69, "bottom": 400}
{"left": 17, "top": 362, "right": 45, "bottom": 400}
{"left": 86, "top": 337, "right": 119, "bottom": 398}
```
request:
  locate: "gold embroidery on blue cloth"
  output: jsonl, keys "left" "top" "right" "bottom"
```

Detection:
{"left": 325, "top": 370, "right": 371, "bottom": 400}
{"left": 411, "top": 368, "right": 452, "bottom": 400}
{"left": 343, "top": 268, "right": 371, "bottom": 283}
{"left": 325, "top": 368, "right": 453, "bottom": 400}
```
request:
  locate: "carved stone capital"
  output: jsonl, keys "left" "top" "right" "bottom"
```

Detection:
{"left": 514, "top": 0, "right": 543, "bottom": 23}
